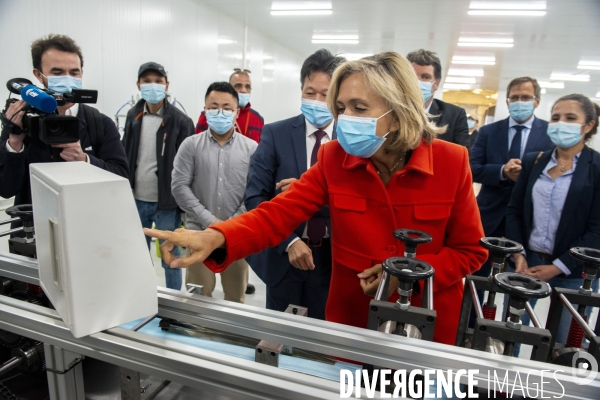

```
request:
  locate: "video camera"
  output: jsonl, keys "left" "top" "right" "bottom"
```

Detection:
{"left": 0, "top": 78, "right": 98, "bottom": 145}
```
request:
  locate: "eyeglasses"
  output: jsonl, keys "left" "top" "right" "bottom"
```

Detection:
{"left": 508, "top": 95, "right": 536, "bottom": 102}
{"left": 206, "top": 108, "right": 236, "bottom": 117}
{"left": 233, "top": 68, "right": 251, "bottom": 74}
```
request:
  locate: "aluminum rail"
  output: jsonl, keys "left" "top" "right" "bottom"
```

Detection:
{"left": 0, "top": 294, "right": 354, "bottom": 400}
{"left": 1, "top": 254, "right": 599, "bottom": 399}
{"left": 0, "top": 253, "right": 40, "bottom": 285}
{"left": 156, "top": 289, "right": 600, "bottom": 399}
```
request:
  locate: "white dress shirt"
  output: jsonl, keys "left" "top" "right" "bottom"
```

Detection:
{"left": 286, "top": 119, "right": 333, "bottom": 251}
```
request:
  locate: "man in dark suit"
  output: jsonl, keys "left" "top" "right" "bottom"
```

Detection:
{"left": 407, "top": 49, "right": 469, "bottom": 148}
{"left": 471, "top": 76, "right": 554, "bottom": 279}
{"left": 244, "top": 49, "right": 345, "bottom": 319}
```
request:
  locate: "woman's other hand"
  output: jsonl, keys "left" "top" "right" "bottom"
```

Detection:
{"left": 357, "top": 264, "right": 398, "bottom": 298}
{"left": 522, "top": 264, "right": 562, "bottom": 281}
{"left": 144, "top": 227, "right": 225, "bottom": 268}
{"left": 513, "top": 253, "right": 529, "bottom": 273}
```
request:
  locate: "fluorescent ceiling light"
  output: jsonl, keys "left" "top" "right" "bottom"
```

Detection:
{"left": 469, "top": 1, "right": 546, "bottom": 10}
{"left": 459, "top": 37, "right": 513, "bottom": 43}
{"left": 445, "top": 77, "right": 477, "bottom": 84}
{"left": 312, "top": 39, "right": 358, "bottom": 44}
{"left": 578, "top": 65, "right": 600, "bottom": 70}
{"left": 468, "top": 10, "right": 546, "bottom": 16}
{"left": 469, "top": 1, "right": 546, "bottom": 15}
{"left": 271, "top": 1, "right": 331, "bottom": 15}
{"left": 312, "top": 34, "right": 358, "bottom": 40}
{"left": 458, "top": 42, "right": 513, "bottom": 47}
{"left": 340, "top": 53, "right": 373, "bottom": 60}
{"left": 596, "top": 91, "right": 600, "bottom": 98}
{"left": 458, "top": 37, "right": 513, "bottom": 48}
{"left": 217, "top": 38, "right": 235, "bottom": 45}
{"left": 271, "top": 10, "right": 331, "bottom": 15}
{"left": 451, "top": 55, "right": 495, "bottom": 65}
{"left": 550, "top": 73, "right": 590, "bottom": 82}
{"left": 541, "top": 88, "right": 547, "bottom": 94}
{"left": 272, "top": 1, "right": 331, "bottom": 10}
{"left": 443, "top": 83, "right": 475, "bottom": 90}
{"left": 538, "top": 81, "right": 565, "bottom": 89}
{"left": 447, "top": 68, "right": 484, "bottom": 77}
{"left": 578, "top": 61, "right": 600, "bottom": 70}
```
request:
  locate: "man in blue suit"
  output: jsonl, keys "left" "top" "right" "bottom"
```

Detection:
{"left": 471, "top": 76, "right": 554, "bottom": 279}
{"left": 244, "top": 49, "right": 345, "bottom": 319}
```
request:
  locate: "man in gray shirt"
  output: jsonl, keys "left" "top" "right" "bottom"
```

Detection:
{"left": 171, "top": 82, "right": 257, "bottom": 303}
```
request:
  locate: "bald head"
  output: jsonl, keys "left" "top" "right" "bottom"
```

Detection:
{"left": 229, "top": 72, "right": 252, "bottom": 94}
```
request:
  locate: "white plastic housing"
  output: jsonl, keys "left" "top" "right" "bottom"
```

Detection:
{"left": 30, "top": 162, "right": 157, "bottom": 338}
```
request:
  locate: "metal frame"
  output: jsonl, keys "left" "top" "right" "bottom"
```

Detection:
{"left": 547, "top": 287, "right": 600, "bottom": 359}
{"left": 0, "top": 254, "right": 599, "bottom": 399}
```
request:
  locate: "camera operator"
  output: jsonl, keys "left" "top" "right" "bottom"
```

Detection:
{"left": 0, "top": 34, "right": 129, "bottom": 208}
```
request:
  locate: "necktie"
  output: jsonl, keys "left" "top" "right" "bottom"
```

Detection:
{"left": 306, "top": 130, "right": 327, "bottom": 244}
{"left": 509, "top": 125, "right": 525, "bottom": 159}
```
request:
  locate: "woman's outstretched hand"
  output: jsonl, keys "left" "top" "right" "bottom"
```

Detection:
{"left": 144, "top": 228, "right": 226, "bottom": 268}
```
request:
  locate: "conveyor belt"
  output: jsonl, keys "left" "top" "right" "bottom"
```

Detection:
{"left": 120, "top": 317, "right": 361, "bottom": 381}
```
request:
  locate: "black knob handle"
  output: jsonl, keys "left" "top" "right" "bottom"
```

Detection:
{"left": 569, "top": 247, "right": 600, "bottom": 266}
{"left": 479, "top": 237, "right": 524, "bottom": 261}
{"left": 493, "top": 272, "right": 551, "bottom": 300}
{"left": 393, "top": 229, "right": 432, "bottom": 254}
{"left": 6, "top": 205, "right": 34, "bottom": 222}
{"left": 382, "top": 257, "right": 434, "bottom": 282}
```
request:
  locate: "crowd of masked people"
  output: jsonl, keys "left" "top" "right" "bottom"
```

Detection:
{"left": 1, "top": 34, "right": 599, "bottom": 352}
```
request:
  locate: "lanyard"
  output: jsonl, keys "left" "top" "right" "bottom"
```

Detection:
{"left": 235, "top": 110, "right": 252, "bottom": 138}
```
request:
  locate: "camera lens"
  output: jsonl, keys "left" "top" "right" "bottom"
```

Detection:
{"left": 46, "top": 121, "right": 66, "bottom": 136}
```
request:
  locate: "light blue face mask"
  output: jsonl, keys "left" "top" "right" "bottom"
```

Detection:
{"left": 508, "top": 101, "right": 535, "bottom": 122}
{"left": 547, "top": 121, "right": 583, "bottom": 148}
{"left": 336, "top": 110, "right": 392, "bottom": 158}
{"left": 140, "top": 83, "right": 166, "bottom": 104}
{"left": 419, "top": 80, "right": 433, "bottom": 103}
{"left": 46, "top": 75, "right": 83, "bottom": 94}
{"left": 467, "top": 120, "right": 475, "bottom": 129}
{"left": 206, "top": 111, "right": 236, "bottom": 135}
{"left": 238, "top": 93, "right": 250, "bottom": 108}
{"left": 300, "top": 98, "right": 333, "bottom": 128}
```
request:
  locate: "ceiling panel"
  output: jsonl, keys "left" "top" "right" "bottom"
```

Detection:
{"left": 196, "top": 0, "right": 600, "bottom": 99}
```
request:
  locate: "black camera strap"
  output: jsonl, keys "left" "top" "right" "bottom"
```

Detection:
{"left": 81, "top": 105, "right": 104, "bottom": 153}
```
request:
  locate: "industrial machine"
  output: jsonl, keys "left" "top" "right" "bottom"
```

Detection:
{"left": 457, "top": 237, "right": 600, "bottom": 378}
{"left": 368, "top": 229, "right": 435, "bottom": 339}
{"left": 0, "top": 165, "right": 598, "bottom": 398}
{"left": 547, "top": 247, "right": 600, "bottom": 369}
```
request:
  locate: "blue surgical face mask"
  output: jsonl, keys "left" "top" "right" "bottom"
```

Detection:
{"left": 419, "top": 80, "right": 433, "bottom": 103}
{"left": 45, "top": 74, "right": 83, "bottom": 94}
{"left": 336, "top": 110, "right": 393, "bottom": 158}
{"left": 508, "top": 101, "right": 535, "bottom": 122}
{"left": 467, "top": 120, "right": 475, "bottom": 129}
{"left": 238, "top": 93, "right": 250, "bottom": 108}
{"left": 547, "top": 121, "right": 583, "bottom": 148}
{"left": 301, "top": 98, "right": 333, "bottom": 128}
{"left": 206, "top": 111, "right": 236, "bottom": 135}
{"left": 140, "top": 83, "right": 166, "bottom": 104}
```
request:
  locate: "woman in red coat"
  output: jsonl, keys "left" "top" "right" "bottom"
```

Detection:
{"left": 146, "top": 52, "right": 487, "bottom": 346}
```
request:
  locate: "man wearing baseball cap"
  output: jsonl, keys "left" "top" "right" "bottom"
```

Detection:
{"left": 122, "top": 62, "right": 195, "bottom": 290}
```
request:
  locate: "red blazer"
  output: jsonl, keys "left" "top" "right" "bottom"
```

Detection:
{"left": 207, "top": 139, "right": 487, "bottom": 345}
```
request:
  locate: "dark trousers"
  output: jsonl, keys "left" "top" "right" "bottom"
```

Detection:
{"left": 266, "top": 240, "right": 332, "bottom": 320}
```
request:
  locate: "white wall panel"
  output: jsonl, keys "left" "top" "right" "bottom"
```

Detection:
{"left": 0, "top": 0, "right": 304, "bottom": 127}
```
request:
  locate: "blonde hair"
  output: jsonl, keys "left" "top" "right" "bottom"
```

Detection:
{"left": 327, "top": 52, "right": 445, "bottom": 153}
